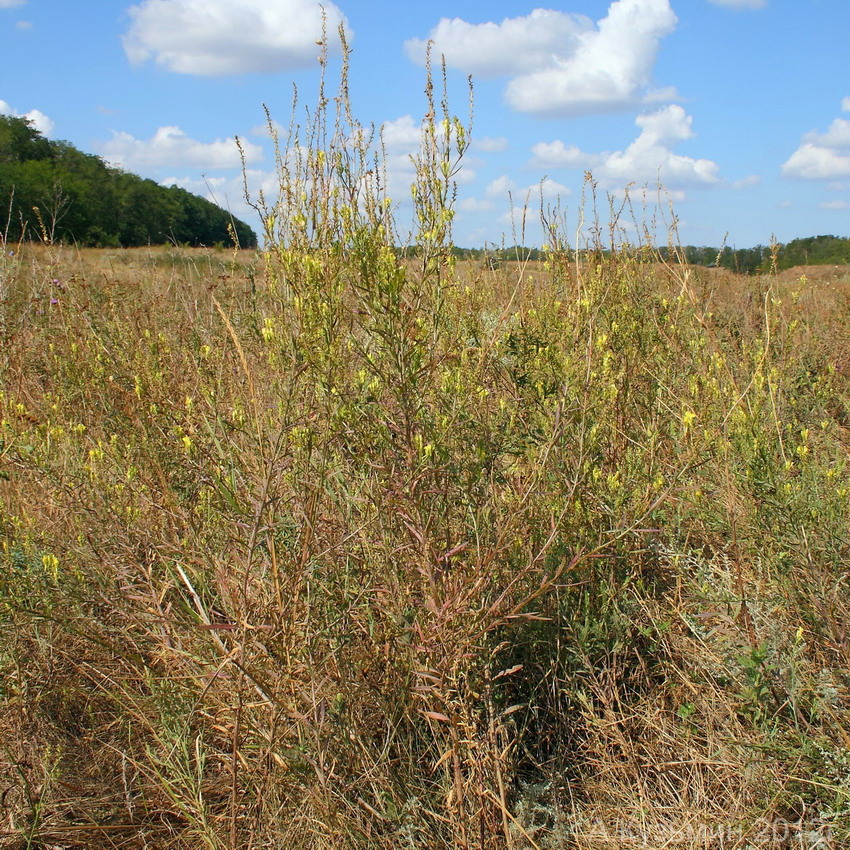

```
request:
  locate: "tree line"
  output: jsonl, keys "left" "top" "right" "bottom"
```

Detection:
{"left": 449, "top": 239, "right": 849, "bottom": 274}
{"left": 658, "top": 237, "right": 850, "bottom": 274}
{"left": 0, "top": 114, "right": 257, "bottom": 248}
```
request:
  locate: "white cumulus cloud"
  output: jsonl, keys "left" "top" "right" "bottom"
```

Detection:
{"left": 531, "top": 177, "right": 572, "bottom": 199}
{"left": 475, "top": 176, "right": 570, "bottom": 215}
{"left": 804, "top": 118, "right": 850, "bottom": 149}
{"left": 122, "top": 0, "right": 350, "bottom": 76}
{"left": 782, "top": 105, "right": 850, "bottom": 180}
{"left": 381, "top": 115, "right": 422, "bottom": 151}
{"left": 485, "top": 175, "right": 518, "bottom": 197}
{"left": 164, "top": 169, "right": 276, "bottom": 223}
{"left": 22, "top": 108, "right": 52, "bottom": 135}
{"left": 458, "top": 196, "right": 495, "bottom": 213}
{"left": 599, "top": 107, "right": 720, "bottom": 185}
{"left": 819, "top": 199, "right": 850, "bottom": 210}
{"left": 529, "top": 105, "right": 720, "bottom": 192}
{"left": 530, "top": 140, "right": 601, "bottom": 169}
{"left": 406, "top": 0, "right": 677, "bottom": 117}
{"left": 405, "top": 9, "right": 593, "bottom": 78}
{"left": 782, "top": 145, "right": 850, "bottom": 180}
{"left": 99, "top": 125, "right": 263, "bottom": 172}
{"left": 506, "top": 0, "right": 678, "bottom": 115}
{"left": 377, "top": 115, "right": 421, "bottom": 199}
{"left": 0, "top": 0, "right": 26, "bottom": 8}
{"left": 0, "top": 99, "right": 54, "bottom": 135}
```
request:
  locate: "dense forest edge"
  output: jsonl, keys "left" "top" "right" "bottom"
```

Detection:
{"left": 0, "top": 114, "right": 257, "bottom": 248}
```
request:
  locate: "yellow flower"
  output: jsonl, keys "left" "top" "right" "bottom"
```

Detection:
{"left": 42, "top": 554, "right": 59, "bottom": 579}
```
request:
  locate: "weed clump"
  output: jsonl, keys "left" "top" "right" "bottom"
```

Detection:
{"left": 1, "top": 35, "right": 850, "bottom": 850}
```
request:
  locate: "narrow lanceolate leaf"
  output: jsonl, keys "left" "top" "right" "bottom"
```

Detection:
{"left": 420, "top": 710, "right": 451, "bottom": 723}
{"left": 438, "top": 541, "right": 468, "bottom": 561}
{"left": 494, "top": 664, "right": 523, "bottom": 679}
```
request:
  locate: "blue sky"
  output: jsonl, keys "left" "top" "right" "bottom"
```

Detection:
{"left": 1, "top": 0, "right": 848, "bottom": 249}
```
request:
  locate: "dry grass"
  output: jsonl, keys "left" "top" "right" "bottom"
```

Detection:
{"left": 2, "top": 237, "right": 850, "bottom": 849}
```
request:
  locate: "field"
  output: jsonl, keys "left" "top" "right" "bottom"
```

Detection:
{"left": 1, "top": 235, "right": 850, "bottom": 849}
{"left": 2, "top": 66, "right": 850, "bottom": 847}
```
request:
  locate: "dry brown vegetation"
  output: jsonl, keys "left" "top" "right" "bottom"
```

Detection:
{"left": 2, "top": 239, "right": 850, "bottom": 849}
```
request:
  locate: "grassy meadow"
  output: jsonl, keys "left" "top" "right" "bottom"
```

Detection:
{"left": 2, "top": 61, "right": 850, "bottom": 849}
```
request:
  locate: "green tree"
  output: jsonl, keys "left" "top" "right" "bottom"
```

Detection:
{"left": 0, "top": 114, "right": 53, "bottom": 164}
{"left": 0, "top": 114, "right": 257, "bottom": 247}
